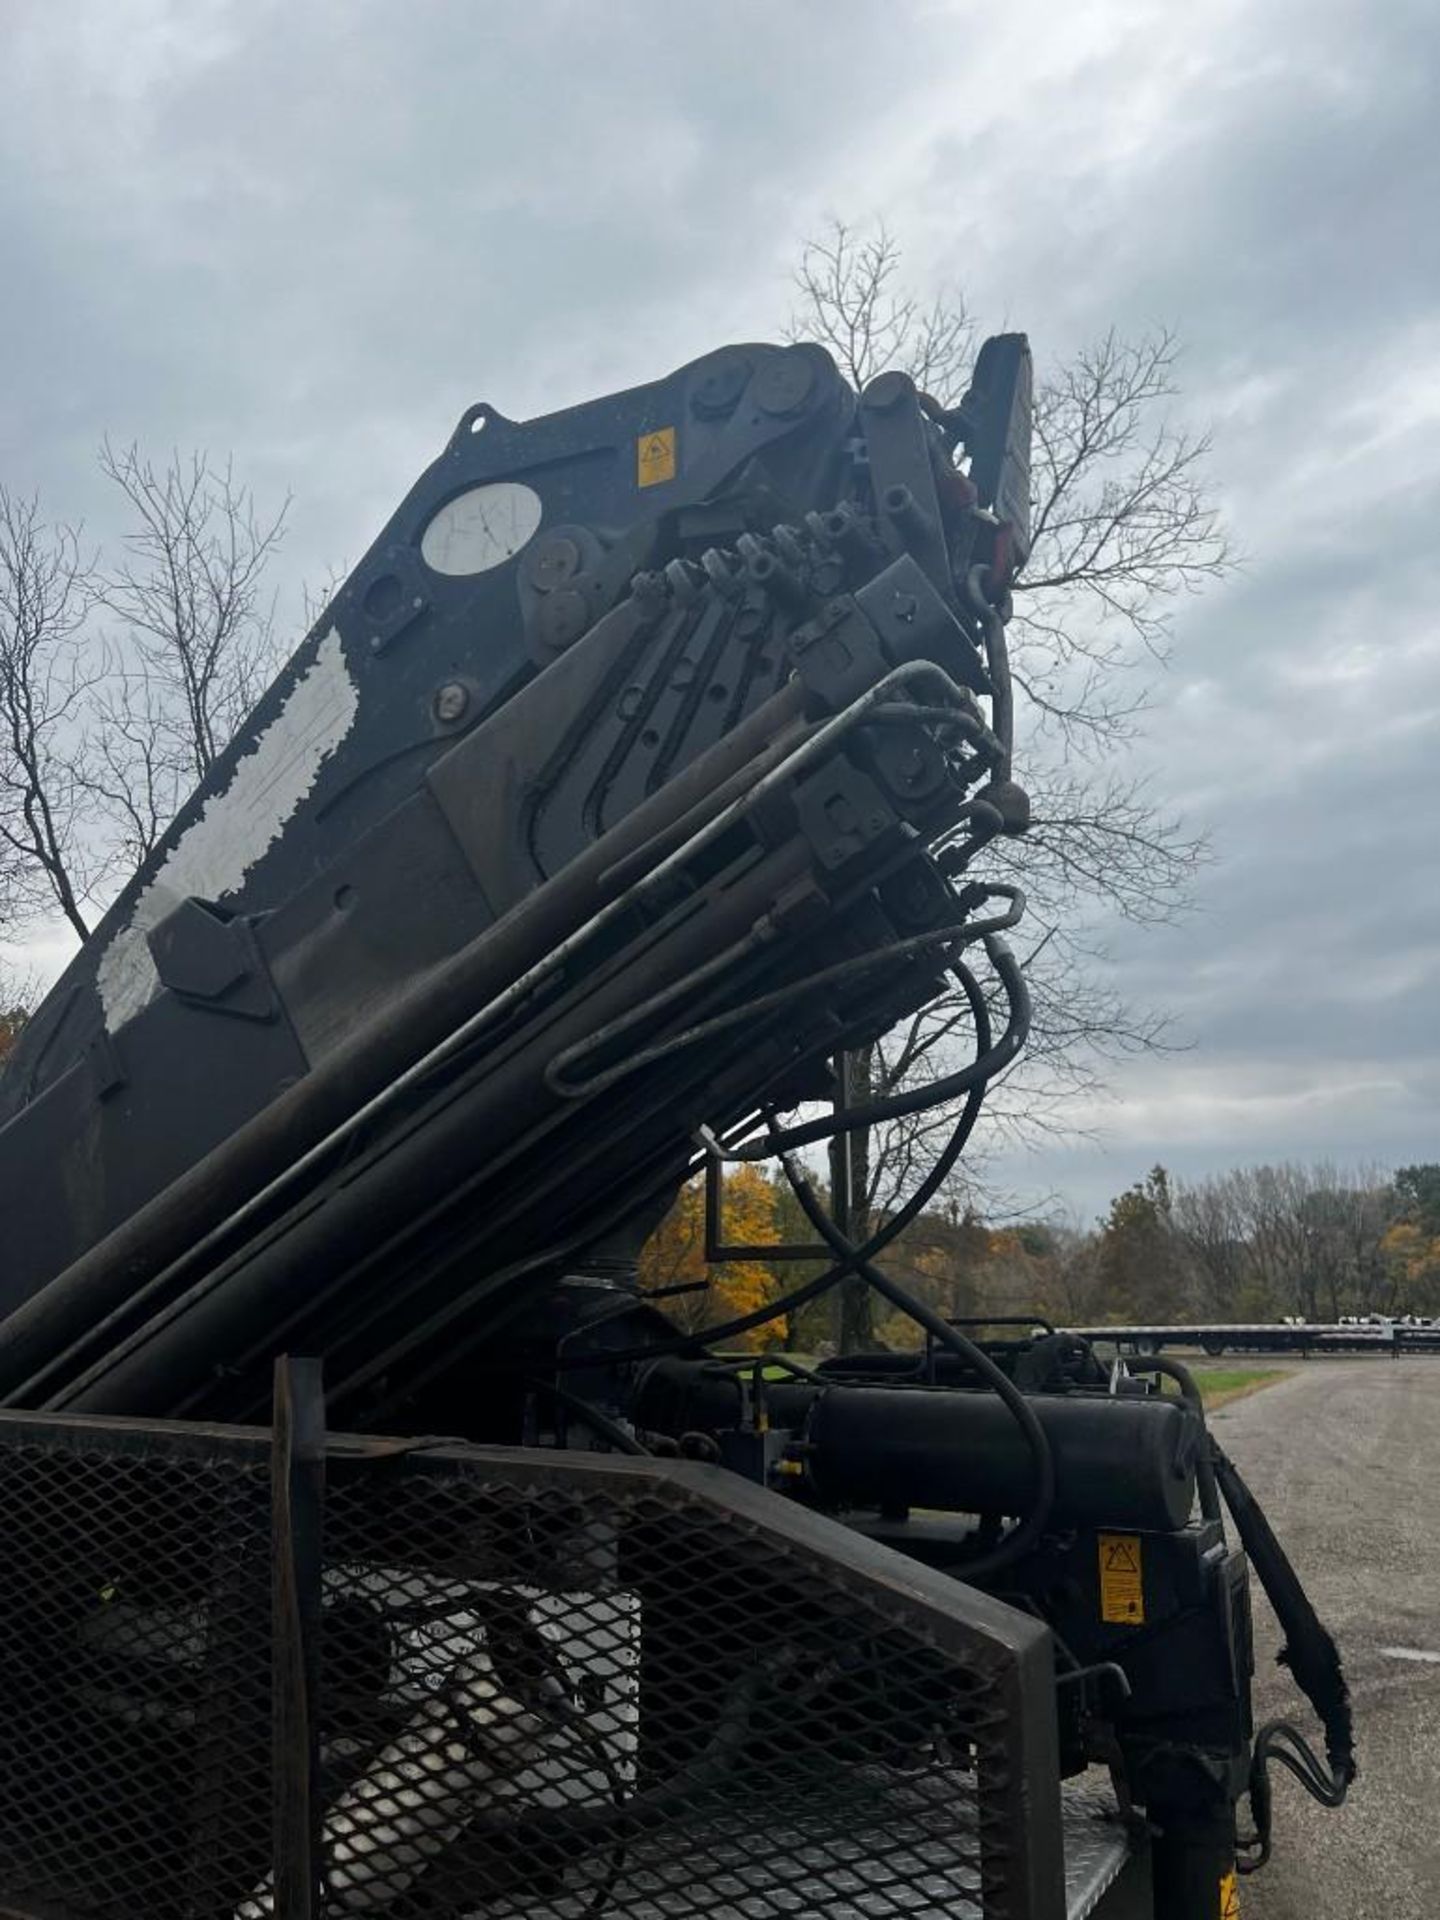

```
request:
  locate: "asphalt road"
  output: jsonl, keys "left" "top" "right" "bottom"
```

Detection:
{"left": 1205, "top": 1358, "right": 1440, "bottom": 1919}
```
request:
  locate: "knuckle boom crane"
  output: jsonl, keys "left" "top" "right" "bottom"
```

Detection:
{"left": 0, "top": 337, "right": 1350, "bottom": 1919}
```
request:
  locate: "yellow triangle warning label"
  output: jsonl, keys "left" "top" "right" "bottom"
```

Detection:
{"left": 637, "top": 427, "right": 677, "bottom": 488}
{"left": 1098, "top": 1532, "right": 1145, "bottom": 1624}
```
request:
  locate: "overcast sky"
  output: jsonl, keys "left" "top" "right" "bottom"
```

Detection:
{"left": 3, "top": 0, "right": 1437, "bottom": 1221}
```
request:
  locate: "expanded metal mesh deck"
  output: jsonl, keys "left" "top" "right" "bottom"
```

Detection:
{"left": 0, "top": 1402, "right": 1072, "bottom": 1920}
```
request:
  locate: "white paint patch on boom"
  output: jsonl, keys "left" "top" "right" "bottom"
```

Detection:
{"left": 96, "top": 628, "right": 360, "bottom": 1034}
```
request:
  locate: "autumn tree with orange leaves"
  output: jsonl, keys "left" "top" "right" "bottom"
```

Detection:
{"left": 636, "top": 1166, "right": 786, "bottom": 1350}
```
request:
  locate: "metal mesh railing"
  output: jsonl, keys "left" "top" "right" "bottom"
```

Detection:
{"left": 0, "top": 1426, "right": 274, "bottom": 1920}
{"left": 0, "top": 1397, "right": 1064, "bottom": 1920}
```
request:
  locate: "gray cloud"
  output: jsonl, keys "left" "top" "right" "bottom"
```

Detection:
{"left": 3, "top": 0, "right": 1437, "bottom": 1216}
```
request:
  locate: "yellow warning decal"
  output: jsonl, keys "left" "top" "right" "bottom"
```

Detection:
{"left": 1220, "top": 1867, "right": 1240, "bottom": 1917}
{"left": 1098, "top": 1532, "right": 1145, "bottom": 1625}
{"left": 637, "top": 426, "right": 677, "bottom": 488}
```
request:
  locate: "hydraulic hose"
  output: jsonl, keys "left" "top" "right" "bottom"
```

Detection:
{"left": 1210, "top": 1441, "right": 1356, "bottom": 1871}
{"left": 556, "top": 955, "right": 999, "bottom": 1370}
{"left": 772, "top": 1140, "right": 1055, "bottom": 1581}
{"left": 731, "top": 933, "right": 1029, "bottom": 1157}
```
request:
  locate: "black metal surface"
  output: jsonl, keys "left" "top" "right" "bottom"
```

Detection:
{"left": 0, "top": 1407, "right": 1066, "bottom": 1920}
{"left": 995, "top": 1514, "right": 1255, "bottom": 1825}
{"left": 271, "top": 1358, "right": 326, "bottom": 1919}
{"left": 0, "top": 340, "right": 1013, "bottom": 1311}
{"left": 1145, "top": 1815, "right": 1240, "bottom": 1920}
{"left": 2, "top": 342, "right": 847, "bottom": 1098}
{"left": 5, "top": 649, "right": 1015, "bottom": 1428}
{"left": 804, "top": 1385, "right": 1198, "bottom": 1534}
{"left": 632, "top": 1366, "right": 1200, "bottom": 1533}
{"left": 0, "top": 330, "right": 1036, "bottom": 1445}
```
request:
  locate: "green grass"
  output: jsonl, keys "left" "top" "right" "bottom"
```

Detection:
{"left": 1168, "top": 1366, "right": 1284, "bottom": 1408}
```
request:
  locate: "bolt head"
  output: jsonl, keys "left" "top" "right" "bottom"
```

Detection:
{"left": 526, "top": 535, "right": 582, "bottom": 591}
{"left": 433, "top": 682, "right": 469, "bottom": 723}
{"left": 753, "top": 349, "right": 816, "bottom": 417}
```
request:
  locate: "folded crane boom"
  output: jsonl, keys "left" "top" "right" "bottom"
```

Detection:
{"left": 0, "top": 336, "right": 1030, "bottom": 1420}
{"left": 0, "top": 335, "right": 1349, "bottom": 1920}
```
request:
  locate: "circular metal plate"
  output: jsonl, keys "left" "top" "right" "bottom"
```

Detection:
{"left": 420, "top": 482, "right": 543, "bottom": 576}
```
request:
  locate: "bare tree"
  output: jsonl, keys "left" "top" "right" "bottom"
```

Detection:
{"left": 1170, "top": 1162, "right": 1401, "bottom": 1322}
{"left": 787, "top": 223, "right": 1229, "bottom": 1332}
{"left": 1244, "top": 1164, "right": 1324, "bottom": 1318}
{"left": 87, "top": 444, "right": 289, "bottom": 867}
{"left": 1035, "top": 1222, "right": 1111, "bottom": 1326}
{"left": 0, "top": 490, "right": 101, "bottom": 939}
{"left": 0, "top": 449, "right": 290, "bottom": 946}
{"left": 1274, "top": 1162, "right": 1397, "bottom": 1321}
{"left": 1018, "top": 328, "right": 1226, "bottom": 742}
{"left": 302, "top": 559, "right": 352, "bottom": 633}
{"left": 789, "top": 221, "right": 976, "bottom": 406}
{"left": 1170, "top": 1171, "right": 1253, "bottom": 1317}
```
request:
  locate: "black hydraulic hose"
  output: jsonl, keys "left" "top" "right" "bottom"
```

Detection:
{"left": 730, "top": 931, "right": 1028, "bottom": 1157}
{"left": 1121, "top": 1354, "right": 1221, "bottom": 1524}
{"left": 555, "top": 958, "right": 997, "bottom": 1370}
{"left": 1212, "top": 1441, "right": 1355, "bottom": 1785}
{"left": 773, "top": 1142, "right": 1055, "bottom": 1580}
{"left": 553, "top": 1265, "right": 847, "bottom": 1373}
{"left": 1242, "top": 1723, "right": 1350, "bottom": 1873}
{"left": 1210, "top": 1441, "right": 1355, "bottom": 1871}
{"left": 546, "top": 889, "right": 1024, "bottom": 1101}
